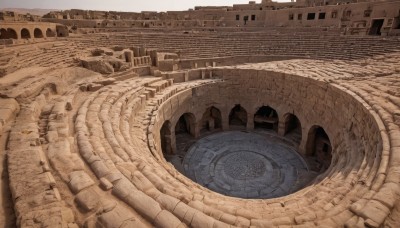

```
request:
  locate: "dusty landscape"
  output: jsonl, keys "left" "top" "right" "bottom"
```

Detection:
{"left": 1, "top": 0, "right": 400, "bottom": 227}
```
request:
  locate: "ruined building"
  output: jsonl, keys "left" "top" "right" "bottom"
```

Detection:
{"left": 0, "top": 0, "right": 400, "bottom": 227}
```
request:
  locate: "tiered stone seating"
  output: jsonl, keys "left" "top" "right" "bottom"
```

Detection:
{"left": 1, "top": 41, "right": 80, "bottom": 75}
{"left": 65, "top": 30, "right": 400, "bottom": 61}
{"left": 1, "top": 25, "right": 400, "bottom": 227}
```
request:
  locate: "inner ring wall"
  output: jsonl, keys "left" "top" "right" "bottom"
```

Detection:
{"left": 151, "top": 68, "right": 383, "bottom": 198}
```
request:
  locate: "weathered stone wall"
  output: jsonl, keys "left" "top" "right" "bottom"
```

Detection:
{"left": 153, "top": 69, "right": 382, "bottom": 170}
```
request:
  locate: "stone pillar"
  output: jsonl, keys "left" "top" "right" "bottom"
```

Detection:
{"left": 278, "top": 120, "right": 286, "bottom": 136}
{"left": 191, "top": 122, "right": 200, "bottom": 139}
{"left": 201, "top": 70, "right": 206, "bottom": 79}
{"left": 298, "top": 127, "right": 308, "bottom": 155}
{"left": 139, "top": 46, "right": 146, "bottom": 57}
{"left": 246, "top": 113, "right": 254, "bottom": 131}
{"left": 222, "top": 112, "right": 229, "bottom": 131}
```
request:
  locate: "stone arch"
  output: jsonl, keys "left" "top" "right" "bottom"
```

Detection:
{"left": 254, "top": 106, "right": 279, "bottom": 132}
{"left": 283, "top": 113, "right": 302, "bottom": 144}
{"left": 174, "top": 112, "right": 196, "bottom": 156}
{"left": 46, "top": 28, "right": 56, "bottom": 37}
{"left": 0, "top": 28, "right": 6, "bottom": 39}
{"left": 229, "top": 104, "right": 247, "bottom": 128}
{"left": 200, "top": 106, "right": 222, "bottom": 134}
{"left": 305, "top": 125, "right": 332, "bottom": 172}
{"left": 34, "top": 28, "right": 44, "bottom": 38}
{"left": 21, "top": 28, "right": 31, "bottom": 39}
{"left": 0, "top": 28, "right": 18, "bottom": 39}
{"left": 160, "top": 121, "right": 173, "bottom": 155}
{"left": 175, "top": 113, "right": 196, "bottom": 137}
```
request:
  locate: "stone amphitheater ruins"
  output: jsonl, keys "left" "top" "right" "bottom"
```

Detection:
{"left": 1, "top": 0, "right": 400, "bottom": 227}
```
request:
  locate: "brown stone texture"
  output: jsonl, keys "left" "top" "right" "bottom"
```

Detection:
{"left": 1, "top": 2, "right": 400, "bottom": 227}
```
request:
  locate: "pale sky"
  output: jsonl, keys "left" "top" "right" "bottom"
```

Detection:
{"left": 0, "top": 0, "right": 290, "bottom": 12}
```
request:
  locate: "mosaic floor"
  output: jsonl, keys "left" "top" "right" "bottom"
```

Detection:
{"left": 183, "top": 131, "right": 315, "bottom": 199}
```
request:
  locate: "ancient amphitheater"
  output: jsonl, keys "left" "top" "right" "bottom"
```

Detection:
{"left": 1, "top": 0, "right": 400, "bottom": 227}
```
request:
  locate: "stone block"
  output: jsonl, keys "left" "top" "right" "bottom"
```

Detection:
{"left": 68, "top": 171, "right": 95, "bottom": 193}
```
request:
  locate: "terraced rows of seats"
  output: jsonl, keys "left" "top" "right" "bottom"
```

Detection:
{"left": 0, "top": 41, "right": 81, "bottom": 75}
{"left": 1, "top": 53, "right": 400, "bottom": 226}
{"left": 69, "top": 31, "right": 400, "bottom": 60}
{"left": 1, "top": 29, "right": 399, "bottom": 77}
{"left": 1, "top": 26, "right": 400, "bottom": 227}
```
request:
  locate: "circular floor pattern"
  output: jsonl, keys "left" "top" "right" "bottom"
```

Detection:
{"left": 183, "top": 131, "right": 312, "bottom": 199}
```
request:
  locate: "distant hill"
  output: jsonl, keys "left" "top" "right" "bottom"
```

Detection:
{"left": 0, "top": 8, "right": 59, "bottom": 16}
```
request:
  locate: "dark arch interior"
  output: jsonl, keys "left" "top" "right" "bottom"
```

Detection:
{"left": 306, "top": 126, "right": 332, "bottom": 172}
{"left": 175, "top": 113, "right": 195, "bottom": 136}
{"left": 254, "top": 106, "right": 278, "bottom": 131}
{"left": 284, "top": 113, "right": 302, "bottom": 144}
{"left": 201, "top": 106, "right": 222, "bottom": 134}
{"left": 229, "top": 104, "right": 247, "bottom": 127}
{"left": 160, "top": 104, "right": 332, "bottom": 199}
{"left": 21, "top": 28, "right": 31, "bottom": 39}
{"left": 0, "top": 28, "right": 18, "bottom": 39}
{"left": 175, "top": 113, "right": 196, "bottom": 153}
{"left": 34, "top": 28, "right": 43, "bottom": 38}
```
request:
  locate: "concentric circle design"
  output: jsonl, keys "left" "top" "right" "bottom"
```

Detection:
{"left": 183, "top": 131, "right": 313, "bottom": 199}
{"left": 223, "top": 151, "right": 267, "bottom": 180}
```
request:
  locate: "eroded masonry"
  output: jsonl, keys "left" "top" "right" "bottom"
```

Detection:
{"left": 1, "top": 0, "right": 400, "bottom": 227}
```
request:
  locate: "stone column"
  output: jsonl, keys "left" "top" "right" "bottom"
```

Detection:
{"left": 192, "top": 122, "right": 200, "bottom": 139}
{"left": 222, "top": 110, "right": 230, "bottom": 131}
{"left": 278, "top": 120, "right": 286, "bottom": 136}
{"left": 298, "top": 127, "right": 309, "bottom": 155}
{"left": 246, "top": 113, "right": 254, "bottom": 131}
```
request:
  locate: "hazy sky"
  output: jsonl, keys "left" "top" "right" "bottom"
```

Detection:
{"left": 0, "top": 0, "right": 289, "bottom": 12}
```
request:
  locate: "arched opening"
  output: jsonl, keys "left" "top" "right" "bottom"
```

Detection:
{"left": 175, "top": 113, "right": 195, "bottom": 136}
{"left": 34, "top": 28, "right": 43, "bottom": 38}
{"left": 0, "top": 28, "right": 18, "bottom": 39}
{"left": 229, "top": 104, "right": 247, "bottom": 128}
{"left": 254, "top": 106, "right": 278, "bottom": 131}
{"left": 200, "top": 106, "right": 222, "bottom": 134}
{"left": 0, "top": 28, "right": 6, "bottom": 39}
{"left": 160, "top": 121, "right": 172, "bottom": 155}
{"left": 175, "top": 113, "right": 196, "bottom": 156}
{"left": 305, "top": 126, "right": 332, "bottom": 172}
{"left": 46, "top": 28, "right": 56, "bottom": 37}
{"left": 21, "top": 28, "right": 31, "bottom": 39}
{"left": 284, "top": 113, "right": 302, "bottom": 144}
